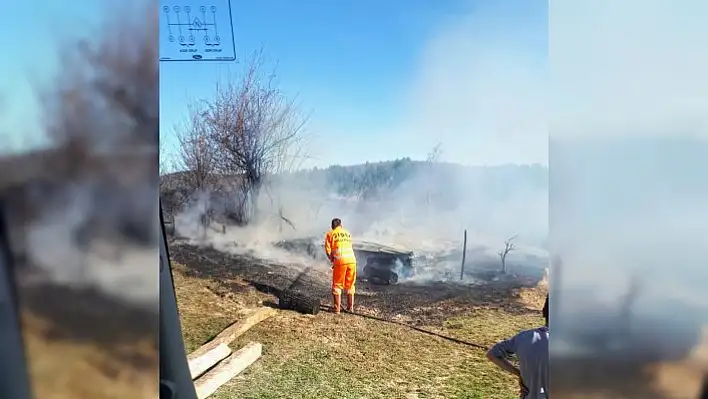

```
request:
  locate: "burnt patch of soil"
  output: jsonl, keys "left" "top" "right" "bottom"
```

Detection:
{"left": 355, "top": 280, "right": 542, "bottom": 326}
{"left": 169, "top": 241, "right": 332, "bottom": 296}
{"left": 170, "top": 241, "right": 546, "bottom": 328}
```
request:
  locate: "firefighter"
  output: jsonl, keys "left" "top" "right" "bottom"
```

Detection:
{"left": 324, "top": 218, "right": 357, "bottom": 314}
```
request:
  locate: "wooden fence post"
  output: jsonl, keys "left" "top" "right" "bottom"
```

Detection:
{"left": 460, "top": 229, "right": 467, "bottom": 280}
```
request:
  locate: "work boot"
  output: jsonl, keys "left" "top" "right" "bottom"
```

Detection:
{"left": 332, "top": 294, "right": 341, "bottom": 314}
{"left": 345, "top": 293, "right": 355, "bottom": 313}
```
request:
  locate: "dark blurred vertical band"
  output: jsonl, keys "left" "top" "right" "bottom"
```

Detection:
{"left": 159, "top": 200, "right": 198, "bottom": 398}
{"left": 0, "top": 200, "right": 31, "bottom": 398}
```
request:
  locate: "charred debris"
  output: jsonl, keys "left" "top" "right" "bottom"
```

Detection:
{"left": 275, "top": 237, "right": 415, "bottom": 285}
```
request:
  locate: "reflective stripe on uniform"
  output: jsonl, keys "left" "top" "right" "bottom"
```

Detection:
{"left": 333, "top": 247, "right": 356, "bottom": 263}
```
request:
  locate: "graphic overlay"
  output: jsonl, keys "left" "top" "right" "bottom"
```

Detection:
{"left": 159, "top": 0, "right": 236, "bottom": 61}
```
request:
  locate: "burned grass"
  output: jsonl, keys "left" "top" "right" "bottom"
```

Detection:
{"left": 171, "top": 241, "right": 543, "bottom": 327}
{"left": 170, "top": 242, "right": 548, "bottom": 399}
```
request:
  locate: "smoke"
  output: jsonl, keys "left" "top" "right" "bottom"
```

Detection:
{"left": 171, "top": 160, "right": 548, "bottom": 283}
{"left": 21, "top": 180, "right": 158, "bottom": 307}
{"left": 397, "top": 0, "right": 547, "bottom": 166}
{"left": 1, "top": 0, "right": 158, "bottom": 310}
{"left": 549, "top": 0, "right": 708, "bottom": 395}
{"left": 551, "top": 0, "right": 708, "bottom": 322}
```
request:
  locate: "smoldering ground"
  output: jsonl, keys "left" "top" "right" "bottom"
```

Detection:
{"left": 0, "top": 1, "right": 158, "bottom": 398}
{"left": 168, "top": 157, "right": 549, "bottom": 285}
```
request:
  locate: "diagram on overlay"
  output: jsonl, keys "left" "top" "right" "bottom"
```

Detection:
{"left": 159, "top": 0, "right": 236, "bottom": 61}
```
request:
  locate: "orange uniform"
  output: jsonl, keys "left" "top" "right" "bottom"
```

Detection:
{"left": 324, "top": 226, "right": 357, "bottom": 296}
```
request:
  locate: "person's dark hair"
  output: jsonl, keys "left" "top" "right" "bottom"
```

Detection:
{"left": 542, "top": 295, "right": 549, "bottom": 325}
{"left": 331, "top": 218, "right": 342, "bottom": 229}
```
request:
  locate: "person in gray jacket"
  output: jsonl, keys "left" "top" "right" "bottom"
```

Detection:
{"left": 487, "top": 295, "right": 549, "bottom": 399}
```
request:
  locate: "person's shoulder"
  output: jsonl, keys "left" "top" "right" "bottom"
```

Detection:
{"left": 514, "top": 326, "right": 548, "bottom": 340}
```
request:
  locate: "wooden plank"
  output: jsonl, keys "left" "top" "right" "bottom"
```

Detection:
{"left": 187, "top": 307, "right": 277, "bottom": 362}
{"left": 188, "top": 343, "right": 232, "bottom": 380}
{"left": 194, "top": 342, "right": 263, "bottom": 399}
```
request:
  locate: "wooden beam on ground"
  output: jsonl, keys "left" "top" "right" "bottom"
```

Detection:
{"left": 194, "top": 342, "right": 263, "bottom": 399}
{"left": 188, "top": 343, "right": 232, "bottom": 380}
{"left": 188, "top": 307, "right": 277, "bottom": 362}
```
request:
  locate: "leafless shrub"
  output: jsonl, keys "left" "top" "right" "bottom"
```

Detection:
{"left": 498, "top": 234, "right": 517, "bottom": 273}
{"left": 196, "top": 49, "right": 310, "bottom": 223}
{"left": 426, "top": 143, "right": 443, "bottom": 164}
{"left": 171, "top": 102, "right": 221, "bottom": 234}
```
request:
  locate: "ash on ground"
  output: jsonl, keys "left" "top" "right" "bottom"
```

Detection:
{"left": 168, "top": 236, "right": 547, "bottom": 327}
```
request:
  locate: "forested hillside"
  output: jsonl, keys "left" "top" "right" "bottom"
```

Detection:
{"left": 283, "top": 158, "right": 548, "bottom": 200}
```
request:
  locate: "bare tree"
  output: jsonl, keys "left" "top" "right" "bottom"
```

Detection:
{"left": 201, "top": 49, "right": 309, "bottom": 223}
{"left": 158, "top": 145, "right": 179, "bottom": 191}
{"left": 498, "top": 234, "right": 517, "bottom": 273}
{"left": 426, "top": 143, "right": 443, "bottom": 164}
{"left": 175, "top": 103, "right": 218, "bottom": 193}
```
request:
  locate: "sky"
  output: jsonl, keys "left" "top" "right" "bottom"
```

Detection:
{"left": 0, "top": 1, "right": 105, "bottom": 151}
{"left": 159, "top": 0, "right": 548, "bottom": 168}
{"left": 548, "top": 0, "right": 708, "bottom": 360}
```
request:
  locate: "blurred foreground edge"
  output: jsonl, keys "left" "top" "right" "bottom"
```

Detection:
{"left": 0, "top": 193, "right": 32, "bottom": 399}
{"left": 160, "top": 199, "right": 199, "bottom": 399}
